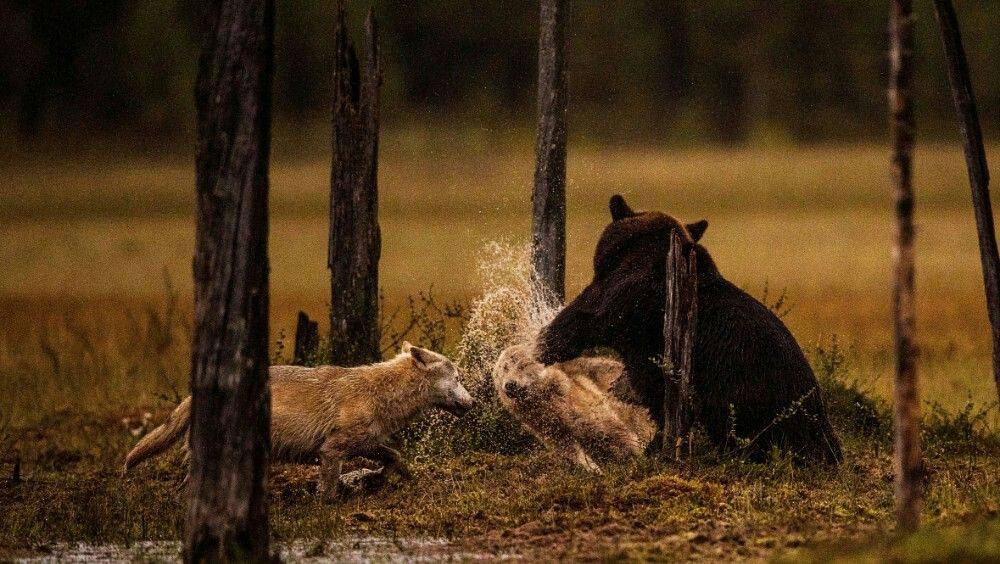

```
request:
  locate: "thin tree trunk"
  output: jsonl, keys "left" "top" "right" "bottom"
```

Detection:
{"left": 890, "top": 0, "right": 922, "bottom": 533}
{"left": 532, "top": 0, "right": 568, "bottom": 303}
{"left": 662, "top": 229, "right": 697, "bottom": 458}
{"left": 329, "top": 4, "right": 381, "bottom": 367}
{"left": 185, "top": 0, "right": 273, "bottom": 560}
{"left": 932, "top": 0, "right": 1000, "bottom": 401}
{"left": 293, "top": 311, "right": 319, "bottom": 365}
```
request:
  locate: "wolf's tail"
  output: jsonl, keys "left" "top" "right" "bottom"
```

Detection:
{"left": 122, "top": 396, "right": 191, "bottom": 474}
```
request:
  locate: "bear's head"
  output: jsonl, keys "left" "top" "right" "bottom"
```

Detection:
{"left": 535, "top": 194, "right": 709, "bottom": 365}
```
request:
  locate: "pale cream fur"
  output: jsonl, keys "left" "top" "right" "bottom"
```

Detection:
{"left": 124, "top": 343, "right": 473, "bottom": 496}
{"left": 494, "top": 344, "right": 654, "bottom": 473}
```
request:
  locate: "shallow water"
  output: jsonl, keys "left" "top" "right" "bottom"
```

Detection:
{"left": 19, "top": 537, "right": 512, "bottom": 562}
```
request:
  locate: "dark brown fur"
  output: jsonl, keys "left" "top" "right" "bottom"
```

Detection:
{"left": 535, "top": 195, "right": 842, "bottom": 464}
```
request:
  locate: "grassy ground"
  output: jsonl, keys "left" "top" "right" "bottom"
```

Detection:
{"left": 2, "top": 138, "right": 1000, "bottom": 559}
{"left": 2, "top": 384, "right": 998, "bottom": 560}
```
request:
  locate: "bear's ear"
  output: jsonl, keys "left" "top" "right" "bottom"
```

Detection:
{"left": 609, "top": 194, "right": 635, "bottom": 221}
{"left": 686, "top": 220, "right": 708, "bottom": 242}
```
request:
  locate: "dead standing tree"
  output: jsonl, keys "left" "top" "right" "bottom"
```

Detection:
{"left": 662, "top": 230, "right": 698, "bottom": 458}
{"left": 185, "top": 0, "right": 273, "bottom": 560}
{"left": 329, "top": 4, "right": 381, "bottom": 367}
{"left": 889, "top": 0, "right": 922, "bottom": 532}
{"left": 532, "top": 0, "right": 568, "bottom": 303}
{"left": 932, "top": 0, "right": 1000, "bottom": 402}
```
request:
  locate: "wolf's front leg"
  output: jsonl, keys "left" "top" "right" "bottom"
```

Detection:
{"left": 318, "top": 438, "right": 345, "bottom": 500}
{"left": 364, "top": 444, "right": 412, "bottom": 480}
{"left": 571, "top": 443, "right": 602, "bottom": 474}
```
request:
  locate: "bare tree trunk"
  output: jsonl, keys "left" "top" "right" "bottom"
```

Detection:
{"left": 662, "top": 230, "right": 698, "bottom": 458}
{"left": 293, "top": 311, "right": 319, "bottom": 365}
{"left": 329, "top": 3, "right": 381, "bottom": 367}
{"left": 185, "top": 0, "right": 273, "bottom": 560}
{"left": 532, "top": 0, "right": 567, "bottom": 303}
{"left": 932, "top": 0, "right": 1000, "bottom": 401}
{"left": 890, "top": 0, "right": 922, "bottom": 533}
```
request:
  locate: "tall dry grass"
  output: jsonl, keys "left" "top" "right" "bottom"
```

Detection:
{"left": 0, "top": 286, "right": 189, "bottom": 432}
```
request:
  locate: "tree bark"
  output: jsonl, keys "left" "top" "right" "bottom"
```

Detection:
{"left": 329, "top": 4, "right": 381, "bottom": 367}
{"left": 662, "top": 229, "right": 698, "bottom": 458}
{"left": 293, "top": 311, "right": 319, "bottom": 365}
{"left": 185, "top": 0, "right": 273, "bottom": 560}
{"left": 532, "top": 0, "right": 568, "bottom": 303}
{"left": 932, "top": 0, "right": 1000, "bottom": 401}
{"left": 890, "top": 0, "right": 922, "bottom": 533}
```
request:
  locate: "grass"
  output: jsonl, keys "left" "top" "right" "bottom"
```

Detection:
{"left": 2, "top": 137, "right": 1000, "bottom": 559}
{"left": 2, "top": 382, "right": 998, "bottom": 560}
{"left": 789, "top": 518, "right": 1000, "bottom": 562}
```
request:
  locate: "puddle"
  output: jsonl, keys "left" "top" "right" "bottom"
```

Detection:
{"left": 18, "top": 537, "right": 513, "bottom": 562}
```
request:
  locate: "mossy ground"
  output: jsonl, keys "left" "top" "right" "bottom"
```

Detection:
{"left": 2, "top": 404, "right": 998, "bottom": 561}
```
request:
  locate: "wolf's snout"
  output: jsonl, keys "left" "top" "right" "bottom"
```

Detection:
{"left": 446, "top": 398, "right": 474, "bottom": 417}
{"left": 441, "top": 381, "right": 475, "bottom": 418}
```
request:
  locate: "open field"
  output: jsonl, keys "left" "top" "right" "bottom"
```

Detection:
{"left": 2, "top": 139, "right": 1000, "bottom": 560}
{"left": 3, "top": 139, "right": 999, "bottom": 410}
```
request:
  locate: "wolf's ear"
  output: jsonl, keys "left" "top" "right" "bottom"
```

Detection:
{"left": 686, "top": 219, "right": 708, "bottom": 242}
{"left": 401, "top": 341, "right": 413, "bottom": 354}
{"left": 609, "top": 194, "right": 636, "bottom": 221}
{"left": 409, "top": 346, "right": 433, "bottom": 369}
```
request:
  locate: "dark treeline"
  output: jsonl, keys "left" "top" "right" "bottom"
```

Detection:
{"left": 2, "top": 1, "right": 998, "bottom": 144}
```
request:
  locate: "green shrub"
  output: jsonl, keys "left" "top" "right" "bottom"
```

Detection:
{"left": 809, "top": 335, "right": 890, "bottom": 444}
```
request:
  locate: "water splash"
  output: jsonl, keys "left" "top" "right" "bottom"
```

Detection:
{"left": 456, "top": 240, "right": 560, "bottom": 388}
{"left": 408, "top": 241, "right": 558, "bottom": 455}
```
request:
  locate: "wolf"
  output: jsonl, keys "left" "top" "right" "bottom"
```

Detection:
{"left": 123, "top": 342, "right": 474, "bottom": 496}
{"left": 493, "top": 343, "right": 653, "bottom": 473}
{"left": 535, "top": 195, "right": 842, "bottom": 464}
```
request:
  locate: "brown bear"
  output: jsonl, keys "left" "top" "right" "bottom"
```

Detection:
{"left": 535, "top": 195, "right": 843, "bottom": 464}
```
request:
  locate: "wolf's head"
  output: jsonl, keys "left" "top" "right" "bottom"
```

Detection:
{"left": 536, "top": 194, "right": 710, "bottom": 364}
{"left": 493, "top": 343, "right": 556, "bottom": 404}
{"left": 402, "top": 341, "right": 475, "bottom": 417}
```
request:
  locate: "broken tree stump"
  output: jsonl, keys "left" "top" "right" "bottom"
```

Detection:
{"left": 293, "top": 311, "right": 319, "bottom": 365}
{"left": 662, "top": 229, "right": 698, "bottom": 459}
{"left": 329, "top": 4, "right": 382, "bottom": 367}
{"left": 531, "top": 0, "right": 568, "bottom": 303}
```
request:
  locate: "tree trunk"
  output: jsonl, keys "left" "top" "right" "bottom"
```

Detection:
{"left": 532, "top": 0, "right": 568, "bottom": 304}
{"left": 329, "top": 4, "right": 381, "bottom": 367}
{"left": 932, "top": 0, "right": 1000, "bottom": 402}
{"left": 662, "top": 229, "right": 698, "bottom": 458}
{"left": 890, "top": 0, "right": 922, "bottom": 533}
{"left": 293, "top": 311, "right": 319, "bottom": 365}
{"left": 185, "top": 0, "right": 273, "bottom": 560}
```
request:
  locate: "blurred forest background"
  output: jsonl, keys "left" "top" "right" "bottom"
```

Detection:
{"left": 2, "top": 0, "right": 999, "bottom": 146}
{"left": 2, "top": 0, "right": 998, "bottom": 414}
